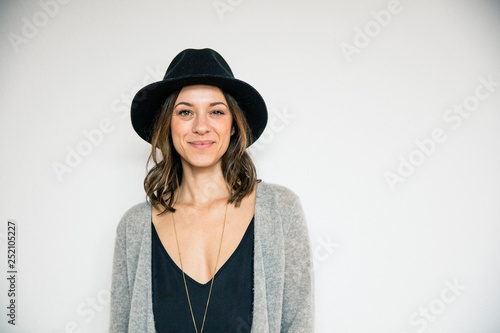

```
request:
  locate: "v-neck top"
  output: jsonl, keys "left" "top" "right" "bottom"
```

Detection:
{"left": 109, "top": 181, "right": 315, "bottom": 333}
{"left": 151, "top": 216, "right": 254, "bottom": 332}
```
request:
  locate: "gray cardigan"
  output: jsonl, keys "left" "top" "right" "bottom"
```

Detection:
{"left": 109, "top": 181, "right": 314, "bottom": 332}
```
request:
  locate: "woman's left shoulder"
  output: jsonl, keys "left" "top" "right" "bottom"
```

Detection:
{"left": 257, "top": 181, "right": 310, "bottom": 239}
{"left": 256, "top": 180, "right": 302, "bottom": 207}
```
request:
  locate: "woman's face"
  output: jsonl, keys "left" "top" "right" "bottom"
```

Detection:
{"left": 170, "top": 84, "right": 234, "bottom": 169}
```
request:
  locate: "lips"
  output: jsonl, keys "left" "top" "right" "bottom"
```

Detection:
{"left": 188, "top": 140, "right": 215, "bottom": 149}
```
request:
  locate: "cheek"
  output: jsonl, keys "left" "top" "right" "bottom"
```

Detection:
{"left": 170, "top": 121, "right": 184, "bottom": 149}
{"left": 222, "top": 118, "right": 233, "bottom": 136}
{"left": 170, "top": 118, "right": 187, "bottom": 137}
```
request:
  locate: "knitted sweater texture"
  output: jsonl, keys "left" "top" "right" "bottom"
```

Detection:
{"left": 109, "top": 181, "right": 315, "bottom": 332}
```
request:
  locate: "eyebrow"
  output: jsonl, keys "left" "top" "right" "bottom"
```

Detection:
{"left": 174, "top": 102, "right": 192, "bottom": 108}
{"left": 174, "top": 101, "right": 228, "bottom": 108}
{"left": 210, "top": 102, "right": 228, "bottom": 107}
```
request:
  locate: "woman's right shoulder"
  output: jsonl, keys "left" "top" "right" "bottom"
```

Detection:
{"left": 115, "top": 201, "right": 151, "bottom": 235}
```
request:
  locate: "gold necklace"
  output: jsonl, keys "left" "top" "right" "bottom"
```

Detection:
{"left": 172, "top": 202, "right": 228, "bottom": 333}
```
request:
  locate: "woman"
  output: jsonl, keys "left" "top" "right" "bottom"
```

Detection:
{"left": 109, "top": 48, "right": 314, "bottom": 332}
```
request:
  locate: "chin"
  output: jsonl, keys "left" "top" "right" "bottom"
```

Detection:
{"left": 183, "top": 157, "right": 221, "bottom": 169}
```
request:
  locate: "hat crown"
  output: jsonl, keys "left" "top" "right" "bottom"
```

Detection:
{"left": 163, "top": 48, "right": 234, "bottom": 80}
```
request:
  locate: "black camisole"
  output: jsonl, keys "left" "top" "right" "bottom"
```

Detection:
{"left": 151, "top": 217, "right": 254, "bottom": 333}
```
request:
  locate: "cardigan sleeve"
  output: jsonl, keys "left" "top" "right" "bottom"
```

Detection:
{"left": 281, "top": 195, "right": 315, "bottom": 332}
{"left": 109, "top": 219, "right": 131, "bottom": 332}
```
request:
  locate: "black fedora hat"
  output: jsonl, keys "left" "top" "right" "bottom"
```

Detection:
{"left": 131, "top": 48, "right": 268, "bottom": 147}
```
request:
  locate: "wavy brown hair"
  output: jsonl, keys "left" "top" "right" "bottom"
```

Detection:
{"left": 144, "top": 88, "right": 260, "bottom": 215}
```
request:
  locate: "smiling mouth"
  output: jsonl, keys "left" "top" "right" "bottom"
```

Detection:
{"left": 188, "top": 141, "right": 214, "bottom": 149}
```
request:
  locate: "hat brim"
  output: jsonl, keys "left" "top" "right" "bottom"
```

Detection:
{"left": 131, "top": 75, "right": 268, "bottom": 147}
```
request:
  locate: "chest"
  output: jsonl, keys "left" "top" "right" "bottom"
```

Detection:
{"left": 152, "top": 198, "right": 255, "bottom": 285}
{"left": 151, "top": 216, "right": 255, "bottom": 332}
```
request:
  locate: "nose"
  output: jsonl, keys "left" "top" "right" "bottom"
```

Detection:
{"left": 192, "top": 113, "right": 210, "bottom": 135}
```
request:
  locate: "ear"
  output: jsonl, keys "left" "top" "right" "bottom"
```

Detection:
{"left": 231, "top": 126, "right": 235, "bottom": 136}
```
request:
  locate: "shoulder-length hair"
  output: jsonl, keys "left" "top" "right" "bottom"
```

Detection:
{"left": 144, "top": 88, "right": 260, "bottom": 215}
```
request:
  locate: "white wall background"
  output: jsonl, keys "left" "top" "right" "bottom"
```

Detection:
{"left": 1, "top": 0, "right": 500, "bottom": 332}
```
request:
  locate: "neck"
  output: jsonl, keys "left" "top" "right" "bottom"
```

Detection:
{"left": 176, "top": 161, "right": 230, "bottom": 207}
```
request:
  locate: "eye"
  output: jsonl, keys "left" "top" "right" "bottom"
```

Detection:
{"left": 211, "top": 110, "right": 224, "bottom": 115}
{"left": 178, "top": 110, "right": 192, "bottom": 116}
